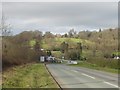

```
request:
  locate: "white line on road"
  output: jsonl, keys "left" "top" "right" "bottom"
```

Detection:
{"left": 81, "top": 73, "right": 95, "bottom": 79}
{"left": 104, "top": 81, "right": 119, "bottom": 88}
{"left": 71, "top": 70, "right": 78, "bottom": 73}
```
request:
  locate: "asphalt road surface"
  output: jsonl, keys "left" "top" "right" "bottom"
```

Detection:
{"left": 46, "top": 64, "right": 119, "bottom": 88}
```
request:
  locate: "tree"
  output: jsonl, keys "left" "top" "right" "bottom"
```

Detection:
{"left": 99, "top": 28, "right": 102, "bottom": 32}
{"left": 1, "top": 14, "right": 12, "bottom": 36}
{"left": 46, "top": 50, "right": 52, "bottom": 56}
{"left": 34, "top": 41, "right": 41, "bottom": 60}
{"left": 44, "top": 31, "right": 54, "bottom": 38}
{"left": 68, "top": 28, "right": 76, "bottom": 38}
{"left": 34, "top": 30, "right": 42, "bottom": 41}
{"left": 1, "top": 14, "right": 12, "bottom": 65}
{"left": 61, "top": 42, "right": 68, "bottom": 53}
{"left": 109, "top": 28, "right": 112, "bottom": 31}
{"left": 68, "top": 50, "right": 78, "bottom": 60}
{"left": 87, "top": 32, "right": 92, "bottom": 38}
{"left": 34, "top": 41, "right": 40, "bottom": 51}
{"left": 61, "top": 42, "right": 69, "bottom": 59}
{"left": 64, "top": 33, "right": 68, "bottom": 37}
{"left": 76, "top": 43, "right": 82, "bottom": 60}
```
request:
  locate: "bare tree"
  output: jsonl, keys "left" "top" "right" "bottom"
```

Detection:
{"left": 1, "top": 13, "right": 12, "bottom": 66}
{"left": 0, "top": 13, "right": 12, "bottom": 36}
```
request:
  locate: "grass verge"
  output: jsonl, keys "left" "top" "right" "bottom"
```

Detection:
{"left": 70, "top": 61, "right": 119, "bottom": 74}
{"left": 2, "top": 63, "right": 59, "bottom": 88}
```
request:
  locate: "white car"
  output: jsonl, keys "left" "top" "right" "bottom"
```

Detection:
{"left": 67, "top": 61, "right": 78, "bottom": 64}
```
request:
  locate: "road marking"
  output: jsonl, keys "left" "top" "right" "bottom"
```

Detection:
{"left": 81, "top": 73, "right": 95, "bottom": 79}
{"left": 72, "top": 70, "right": 78, "bottom": 73}
{"left": 104, "top": 81, "right": 119, "bottom": 88}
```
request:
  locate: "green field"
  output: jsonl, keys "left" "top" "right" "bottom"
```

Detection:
{"left": 29, "top": 37, "right": 95, "bottom": 50}
{"left": 2, "top": 63, "right": 58, "bottom": 88}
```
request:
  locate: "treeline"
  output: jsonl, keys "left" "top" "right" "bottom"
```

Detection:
{"left": 41, "top": 28, "right": 118, "bottom": 58}
{"left": 62, "top": 28, "right": 118, "bottom": 58}
{"left": 61, "top": 42, "right": 82, "bottom": 60}
{"left": 2, "top": 28, "right": 118, "bottom": 69}
{"left": 2, "top": 30, "right": 43, "bottom": 69}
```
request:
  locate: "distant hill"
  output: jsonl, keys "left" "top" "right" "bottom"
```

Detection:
{"left": 29, "top": 28, "right": 118, "bottom": 58}
{"left": 2, "top": 28, "right": 118, "bottom": 69}
{"left": 79, "top": 28, "right": 118, "bottom": 52}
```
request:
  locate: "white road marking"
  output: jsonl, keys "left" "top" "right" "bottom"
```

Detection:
{"left": 72, "top": 70, "right": 78, "bottom": 73}
{"left": 81, "top": 73, "right": 95, "bottom": 79}
{"left": 104, "top": 81, "right": 119, "bottom": 88}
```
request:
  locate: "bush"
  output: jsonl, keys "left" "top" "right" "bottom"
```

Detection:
{"left": 2, "top": 36, "right": 39, "bottom": 69}
{"left": 66, "top": 50, "right": 80, "bottom": 60}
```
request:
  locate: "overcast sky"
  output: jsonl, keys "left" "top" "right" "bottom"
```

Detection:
{"left": 1, "top": 2, "right": 118, "bottom": 35}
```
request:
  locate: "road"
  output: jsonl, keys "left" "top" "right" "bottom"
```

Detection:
{"left": 46, "top": 64, "right": 119, "bottom": 89}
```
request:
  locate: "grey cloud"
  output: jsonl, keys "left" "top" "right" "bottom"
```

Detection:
{"left": 2, "top": 2, "right": 118, "bottom": 34}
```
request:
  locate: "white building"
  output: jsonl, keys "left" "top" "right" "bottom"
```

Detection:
{"left": 40, "top": 56, "right": 45, "bottom": 62}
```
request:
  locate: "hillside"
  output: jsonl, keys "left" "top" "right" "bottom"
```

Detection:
{"left": 29, "top": 37, "right": 95, "bottom": 58}
{"left": 29, "top": 28, "right": 118, "bottom": 59}
{"left": 78, "top": 28, "right": 118, "bottom": 52}
{"left": 2, "top": 28, "right": 119, "bottom": 69}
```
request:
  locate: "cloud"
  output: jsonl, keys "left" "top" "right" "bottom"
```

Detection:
{"left": 0, "top": 3, "right": 2, "bottom": 21}
{"left": 2, "top": 2, "right": 118, "bottom": 34}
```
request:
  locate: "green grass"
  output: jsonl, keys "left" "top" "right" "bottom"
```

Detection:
{"left": 112, "top": 51, "right": 120, "bottom": 56}
{"left": 2, "top": 63, "right": 58, "bottom": 88}
{"left": 52, "top": 51, "right": 62, "bottom": 58}
{"left": 29, "top": 39, "right": 36, "bottom": 47}
{"left": 54, "top": 38, "right": 81, "bottom": 43}
{"left": 70, "top": 61, "right": 119, "bottom": 74}
{"left": 54, "top": 37, "right": 94, "bottom": 45}
{"left": 29, "top": 37, "right": 95, "bottom": 50}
